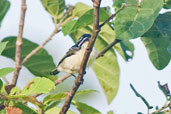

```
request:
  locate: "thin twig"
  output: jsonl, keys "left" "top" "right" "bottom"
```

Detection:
{"left": 151, "top": 102, "right": 171, "bottom": 114}
{"left": 54, "top": 74, "right": 72, "bottom": 85}
{"left": 2, "top": 77, "right": 9, "bottom": 84}
{"left": 11, "top": 0, "right": 27, "bottom": 86}
{"left": 99, "top": 4, "right": 126, "bottom": 28}
{"left": 21, "top": 28, "right": 59, "bottom": 64}
{"left": 59, "top": 0, "right": 101, "bottom": 114}
{"left": 96, "top": 39, "right": 121, "bottom": 58}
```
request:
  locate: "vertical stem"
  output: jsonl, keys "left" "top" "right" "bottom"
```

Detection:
{"left": 59, "top": 0, "right": 101, "bottom": 114}
{"left": 11, "top": 0, "right": 27, "bottom": 86}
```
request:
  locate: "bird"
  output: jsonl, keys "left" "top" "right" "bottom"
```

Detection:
{"left": 50, "top": 34, "right": 98, "bottom": 75}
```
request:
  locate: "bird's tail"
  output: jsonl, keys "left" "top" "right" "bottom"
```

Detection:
{"left": 50, "top": 69, "right": 59, "bottom": 75}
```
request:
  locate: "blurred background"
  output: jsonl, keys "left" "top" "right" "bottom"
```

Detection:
{"left": 0, "top": 0, "right": 170, "bottom": 114}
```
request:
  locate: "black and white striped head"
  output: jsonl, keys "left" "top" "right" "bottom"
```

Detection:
{"left": 75, "top": 34, "right": 91, "bottom": 48}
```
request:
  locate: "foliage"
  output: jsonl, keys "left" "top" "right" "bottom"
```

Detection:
{"left": 0, "top": 0, "right": 10, "bottom": 26}
{"left": 141, "top": 12, "right": 171, "bottom": 70}
{"left": 0, "top": 0, "right": 170, "bottom": 113}
{"left": 1, "top": 37, "right": 56, "bottom": 77}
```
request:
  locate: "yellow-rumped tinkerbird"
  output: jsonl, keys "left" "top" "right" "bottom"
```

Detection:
{"left": 50, "top": 34, "right": 98, "bottom": 75}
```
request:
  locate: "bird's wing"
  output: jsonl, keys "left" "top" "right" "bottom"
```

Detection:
{"left": 57, "top": 46, "right": 80, "bottom": 66}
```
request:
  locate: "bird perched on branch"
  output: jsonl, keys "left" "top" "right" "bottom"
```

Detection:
{"left": 50, "top": 34, "right": 98, "bottom": 75}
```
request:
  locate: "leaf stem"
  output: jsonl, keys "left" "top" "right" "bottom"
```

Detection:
{"left": 59, "top": 15, "right": 75, "bottom": 27}
{"left": 11, "top": 0, "right": 27, "bottom": 86}
{"left": 59, "top": 0, "right": 102, "bottom": 114}
{"left": 99, "top": 3, "right": 126, "bottom": 28}
{"left": 21, "top": 27, "right": 59, "bottom": 64}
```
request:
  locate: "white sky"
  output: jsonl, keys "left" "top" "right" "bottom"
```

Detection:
{"left": 0, "top": 0, "right": 170, "bottom": 114}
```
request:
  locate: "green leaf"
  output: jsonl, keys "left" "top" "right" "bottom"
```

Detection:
{"left": 0, "top": 79, "right": 3, "bottom": 90}
{"left": 0, "top": 67, "right": 15, "bottom": 78}
{"left": 1, "top": 37, "right": 56, "bottom": 77}
{"left": 141, "top": 12, "right": 171, "bottom": 70}
{"left": 40, "top": 0, "right": 65, "bottom": 18}
{"left": 107, "top": 110, "right": 115, "bottom": 114}
{"left": 21, "top": 77, "right": 55, "bottom": 96}
{"left": 72, "top": 101, "right": 101, "bottom": 114}
{"left": 13, "top": 102, "right": 38, "bottom": 114}
{"left": 130, "top": 83, "right": 153, "bottom": 109}
{"left": 163, "top": 0, "right": 171, "bottom": 9}
{"left": 0, "top": 0, "right": 10, "bottom": 26}
{"left": 43, "top": 90, "right": 97, "bottom": 105}
{"left": 9, "top": 77, "right": 55, "bottom": 98}
{"left": 45, "top": 107, "right": 77, "bottom": 114}
{"left": 0, "top": 41, "right": 8, "bottom": 55}
{"left": 114, "top": 0, "right": 163, "bottom": 40}
{"left": 72, "top": 2, "right": 91, "bottom": 17}
{"left": 62, "top": 8, "right": 109, "bottom": 35}
{"left": 70, "top": 26, "right": 120, "bottom": 104}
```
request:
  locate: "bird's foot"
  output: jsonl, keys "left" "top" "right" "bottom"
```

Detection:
{"left": 81, "top": 78, "right": 84, "bottom": 85}
{"left": 83, "top": 70, "right": 86, "bottom": 75}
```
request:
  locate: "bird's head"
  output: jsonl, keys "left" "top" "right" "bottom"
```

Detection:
{"left": 76, "top": 34, "right": 91, "bottom": 48}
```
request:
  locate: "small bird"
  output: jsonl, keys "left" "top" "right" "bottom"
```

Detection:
{"left": 50, "top": 34, "right": 98, "bottom": 75}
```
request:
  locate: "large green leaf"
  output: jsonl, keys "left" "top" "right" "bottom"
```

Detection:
{"left": 0, "top": 0, "right": 10, "bottom": 26}
{"left": 1, "top": 37, "right": 56, "bottom": 77}
{"left": 21, "top": 77, "right": 55, "bottom": 95}
{"left": 43, "top": 90, "right": 97, "bottom": 105}
{"left": 163, "top": 0, "right": 171, "bottom": 9}
{"left": 0, "top": 67, "right": 15, "bottom": 78}
{"left": 70, "top": 26, "right": 120, "bottom": 104}
{"left": 0, "top": 41, "right": 8, "bottom": 55}
{"left": 72, "top": 101, "right": 101, "bottom": 114}
{"left": 45, "top": 107, "right": 77, "bottom": 114}
{"left": 114, "top": 0, "right": 163, "bottom": 40}
{"left": 62, "top": 8, "right": 110, "bottom": 35}
{"left": 141, "top": 12, "right": 171, "bottom": 70}
{"left": 10, "top": 77, "right": 55, "bottom": 97}
{"left": 41, "top": 0, "right": 65, "bottom": 19}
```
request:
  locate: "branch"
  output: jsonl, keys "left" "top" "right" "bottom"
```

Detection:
{"left": 96, "top": 4, "right": 127, "bottom": 58}
{"left": 96, "top": 39, "right": 121, "bottom": 58}
{"left": 99, "top": 4, "right": 126, "bottom": 28}
{"left": 11, "top": 0, "right": 27, "bottom": 86}
{"left": 151, "top": 102, "right": 171, "bottom": 114}
{"left": 21, "top": 28, "right": 60, "bottom": 64}
{"left": 59, "top": 0, "right": 101, "bottom": 114}
{"left": 54, "top": 74, "right": 72, "bottom": 85}
{"left": 2, "top": 77, "right": 9, "bottom": 84}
